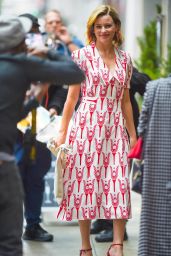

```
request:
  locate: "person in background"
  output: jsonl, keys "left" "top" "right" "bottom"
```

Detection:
{"left": 42, "top": 9, "right": 84, "bottom": 114}
{"left": 55, "top": 5, "right": 137, "bottom": 256}
{"left": 137, "top": 75, "right": 171, "bottom": 256}
{"left": 90, "top": 67, "right": 151, "bottom": 243}
{"left": 129, "top": 67, "right": 151, "bottom": 134}
{"left": 44, "top": 9, "right": 83, "bottom": 55}
{"left": 20, "top": 13, "right": 40, "bottom": 33}
{"left": 17, "top": 13, "right": 55, "bottom": 243}
{"left": 0, "top": 15, "right": 84, "bottom": 256}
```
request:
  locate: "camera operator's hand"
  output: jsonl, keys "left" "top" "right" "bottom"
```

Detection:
{"left": 55, "top": 26, "right": 79, "bottom": 52}
{"left": 49, "top": 108, "right": 58, "bottom": 117}
{"left": 26, "top": 83, "right": 49, "bottom": 103}
{"left": 56, "top": 25, "right": 72, "bottom": 45}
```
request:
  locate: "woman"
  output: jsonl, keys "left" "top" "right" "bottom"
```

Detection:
{"left": 55, "top": 5, "right": 137, "bottom": 256}
{"left": 137, "top": 76, "right": 171, "bottom": 256}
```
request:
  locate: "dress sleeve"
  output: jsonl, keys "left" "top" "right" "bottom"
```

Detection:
{"left": 124, "top": 54, "right": 133, "bottom": 89}
{"left": 71, "top": 49, "right": 82, "bottom": 67}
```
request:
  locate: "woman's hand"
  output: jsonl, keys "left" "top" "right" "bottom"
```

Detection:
{"left": 54, "top": 131, "right": 67, "bottom": 148}
{"left": 129, "top": 136, "right": 137, "bottom": 150}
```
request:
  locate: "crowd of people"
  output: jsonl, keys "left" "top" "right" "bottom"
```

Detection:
{"left": 0, "top": 3, "right": 170, "bottom": 256}
{"left": 15, "top": 10, "right": 84, "bottom": 243}
{"left": 0, "top": 12, "right": 84, "bottom": 256}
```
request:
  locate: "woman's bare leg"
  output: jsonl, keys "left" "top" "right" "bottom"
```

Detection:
{"left": 108, "top": 219, "right": 126, "bottom": 256}
{"left": 79, "top": 220, "right": 92, "bottom": 255}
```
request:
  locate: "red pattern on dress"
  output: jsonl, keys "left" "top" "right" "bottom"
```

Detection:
{"left": 57, "top": 43, "right": 133, "bottom": 220}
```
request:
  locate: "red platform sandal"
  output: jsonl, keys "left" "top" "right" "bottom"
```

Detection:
{"left": 80, "top": 248, "right": 92, "bottom": 256}
{"left": 107, "top": 243, "right": 123, "bottom": 256}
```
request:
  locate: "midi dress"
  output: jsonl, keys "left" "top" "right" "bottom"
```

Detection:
{"left": 57, "top": 43, "right": 133, "bottom": 221}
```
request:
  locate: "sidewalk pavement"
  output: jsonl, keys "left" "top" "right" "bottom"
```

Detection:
{"left": 23, "top": 192, "right": 141, "bottom": 256}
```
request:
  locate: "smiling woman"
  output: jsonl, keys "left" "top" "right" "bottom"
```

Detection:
{"left": 94, "top": 23, "right": 115, "bottom": 31}
{"left": 94, "top": 16, "right": 116, "bottom": 43}
{"left": 54, "top": 4, "right": 137, "bottom": 256}
{"left": 86, "top": 4, "right": 123, "bottom": 47}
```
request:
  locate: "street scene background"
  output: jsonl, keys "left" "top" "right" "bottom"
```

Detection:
{"left": 0, "top": 0, "right": 171, "bottom": 255}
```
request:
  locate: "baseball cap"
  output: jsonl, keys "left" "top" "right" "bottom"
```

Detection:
{"left": 0, "top": 16, "right": 32, "bottom": 53}
{"left": 19, "top": 13, "right": 40, "bottom": 27}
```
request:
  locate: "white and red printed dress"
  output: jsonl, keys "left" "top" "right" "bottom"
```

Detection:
{"left": 57, "top": 43, "right": 133, "bottom": 221}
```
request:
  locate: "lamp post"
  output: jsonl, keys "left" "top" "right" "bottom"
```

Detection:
{"left": 156, "top": 4, "right": 164, "bottom": 66}
{"left": 0, "top": 0, "right": 3, "bottom": 14}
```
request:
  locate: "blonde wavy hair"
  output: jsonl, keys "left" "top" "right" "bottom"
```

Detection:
{"left": 86, "top": 5, "right": 123, "bottom": 47}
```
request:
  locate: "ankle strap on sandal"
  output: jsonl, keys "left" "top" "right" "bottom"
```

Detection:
{"left": 107, "top": 244, "right": 123, "bottom": 256}
{"left": 108, "top": 243, "right": 123, "bottom": 251}
{"left": 80, "top": 248, "right": 92, "bottom": 255}
{"left": 112, "top": 243, "right": 123, "bottom": 246}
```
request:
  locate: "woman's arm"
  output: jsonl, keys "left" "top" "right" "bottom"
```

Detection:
{"left": 122, "top": 88, "right": 137, "bottom": 149}
{"left": 55, "top": 84, "right": 81, "bottom": 146}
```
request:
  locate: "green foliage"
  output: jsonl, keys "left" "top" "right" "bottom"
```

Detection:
{"left": 135, "top": 20, "right": 162, "bottom": 79}
{"left": 135, "top": 14, "right": 171, "bottom": 79}
{"left": 164, "top": 45, "right": 171, "bottom": 75}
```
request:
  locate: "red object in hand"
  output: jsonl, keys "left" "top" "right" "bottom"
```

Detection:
{"left": 128, "top": 137, "right": 143, "bottom": 159}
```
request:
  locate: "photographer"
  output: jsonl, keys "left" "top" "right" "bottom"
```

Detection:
{"left": 0, "top": 15, "right": 84, "bottom": 256}
{"left": 15, "top": 12, "right": 84, "bottom": 243}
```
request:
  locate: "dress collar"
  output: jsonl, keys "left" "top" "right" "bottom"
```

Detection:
{"left": 89, "top": 42, "right": 127, "bottom": 85}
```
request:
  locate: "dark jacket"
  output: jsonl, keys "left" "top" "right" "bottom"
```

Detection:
{"left": 130, "top": 67, "right": 151, "bottom": 132}
{"left": 0, "top": 50, "right": 84, "bottom": 156}
{"left": 42, "top": 85, "right": 68, "bottom": 114}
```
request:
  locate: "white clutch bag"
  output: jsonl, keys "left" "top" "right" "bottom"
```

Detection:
{"left": 47, "top": 139, "right": 72, "bottom": 204}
